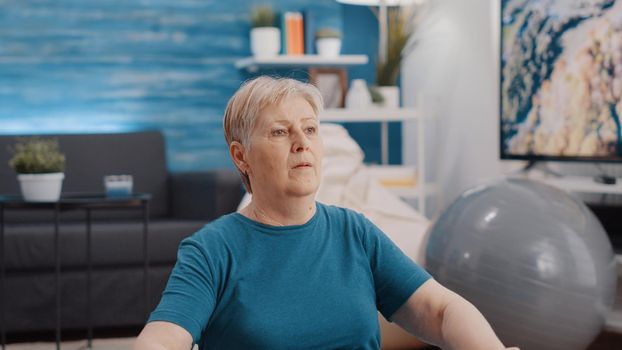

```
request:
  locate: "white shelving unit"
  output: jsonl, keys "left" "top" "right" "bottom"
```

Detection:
{"left": 321, "top": 107, "right": 417, "bottom": 164}
{"left": 235, "top": 55, "right": 369, "bottom": 72}
{"left": 540, "top": 176, "right": 622, "bottom": 194}
{"left": 320, "top": 107, "right": 435, "bottom": 214}
{"left": 320, "top": 107, "right": 417, "bottom": 122}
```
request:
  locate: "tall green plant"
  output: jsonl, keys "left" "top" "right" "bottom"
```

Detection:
{"left": 8, "top": 137, "right": 65, "bottom": 174}
{"left": 376, "top": 5, "right": 421, "bottom": 86}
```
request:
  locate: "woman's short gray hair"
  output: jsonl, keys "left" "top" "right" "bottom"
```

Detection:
{"left": 223, "top": 76, "right": 324, "bottom": 193}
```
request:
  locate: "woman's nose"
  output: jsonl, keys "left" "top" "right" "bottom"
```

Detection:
{"left": 291, "top": 129, "right": 310, "bottom": 152}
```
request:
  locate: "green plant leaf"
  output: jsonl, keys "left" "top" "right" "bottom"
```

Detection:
{"left": 250, "top": 5, "right": 275, "bottom": 28}
{"left": 8, "top": 137, "right": 66, "bottom": 174}
{"left": 375, "top": 5, "right": 422, "bottom": 86}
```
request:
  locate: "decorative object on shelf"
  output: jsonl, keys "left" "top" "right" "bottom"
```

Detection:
{"left": 104, "top": 174, "right": 134, "bottom": 197}
{"left": 337, "top": 0, "right": 426, "bottom": 107}
{"left": 375, "top": 4, "right": 419, "bottom": 85}
{"left": 345, "top": 79, "right": 373, "bottom": 109}
{"left": 368, "top": 85, "right": 384, "bottom": 104}
{"left": 374, "top": 3, "right": 422, "bottom": 107}
{"left": 249, "top": 5, "right": 280, "bottom": 58}
{"left": 375, "top": 86, "right": 400, "bottom": 108}
{"left": 368, "top": 164, "right": 417, "bottom": 187}
{"left": 8, "top": 137, "right": 66, "bottom": 202}
{"left": 315, "top": 28, "right": 342, "bottom": 57}
{"left": 310, "top": 68, "right": 348, "bottom": 108}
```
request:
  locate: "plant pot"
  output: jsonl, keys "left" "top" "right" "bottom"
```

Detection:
{"left": 17, "top": 172, "right": 65, "bottom": 202}
{"left": 316, "top": 38, "right": 341, "bottom": 57}
{"left": 376, "top": 86, "right": 400, "bottom": 108}
{"left": 250, "top": 27, "right": 281, "bottom": 58}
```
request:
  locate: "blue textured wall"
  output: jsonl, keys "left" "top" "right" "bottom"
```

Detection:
{"left": 0, "top": 0, "right": 399, "bottom": 171}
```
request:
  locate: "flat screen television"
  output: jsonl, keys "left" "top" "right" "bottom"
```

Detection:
{"left": 500, "top": 0, "right": 622, "bottom": 163}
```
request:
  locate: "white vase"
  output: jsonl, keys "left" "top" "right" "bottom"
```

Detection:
{"left": 345, "top": 79, "right": 372, "bottom": 109}
{"left": 316, "top": 38, "right": 341, "bottom": 57}
{"left": 250, "top": 27, "right": 281, "bottom": 58}
{"left": 17, "top": 172, "right": 65, "bottom": 202}
{"left": 376, "top": 86, "right": 400, "bottom": 108}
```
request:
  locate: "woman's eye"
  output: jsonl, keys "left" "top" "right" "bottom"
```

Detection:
{"left": 305, "top": 126, "right": 317, "bottom": 134}
{"left": 272, "top": 129, "right": 287, "bottom": 136}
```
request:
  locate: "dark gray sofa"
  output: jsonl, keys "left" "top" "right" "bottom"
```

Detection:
{"left": 0, "top": 131, "right": 243, "bottom": 336}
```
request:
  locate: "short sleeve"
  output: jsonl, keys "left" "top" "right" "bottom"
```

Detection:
{"left": 361, "top": 217, "right": 431, "bottom": 321}
{"left": 148, "top": 236, "right": 218, "bottom": 343}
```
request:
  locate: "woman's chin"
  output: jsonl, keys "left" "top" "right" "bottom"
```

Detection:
{"left": 285, "top": 182, "right": 319, "bottom": 198}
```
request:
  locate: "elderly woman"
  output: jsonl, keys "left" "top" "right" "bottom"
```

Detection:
{"left": 134, "top": 76, "right": 517, "bottom": 350}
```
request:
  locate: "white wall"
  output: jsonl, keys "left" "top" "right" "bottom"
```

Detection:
{"left": 402, "top": 0, "right": 522, "bottom": 212}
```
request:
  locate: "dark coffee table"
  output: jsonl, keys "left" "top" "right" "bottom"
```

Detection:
{"left": 0, "top": 193, "right": 151, "bottom": 350}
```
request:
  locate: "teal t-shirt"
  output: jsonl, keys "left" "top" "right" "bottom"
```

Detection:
{"left": 149, "top": 202, "right": 431, "bottom": 349}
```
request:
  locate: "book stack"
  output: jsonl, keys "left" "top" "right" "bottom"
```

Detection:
{"left": 281, "top": 10, "right": 315, "bottom": 55}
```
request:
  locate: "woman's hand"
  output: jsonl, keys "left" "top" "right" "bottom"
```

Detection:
{"left": 134, "top": 321, "right": 193, "bottom": 350}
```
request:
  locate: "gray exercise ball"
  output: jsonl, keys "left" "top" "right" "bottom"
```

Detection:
{"left": 424, "top": 178, "right": 617, "bottom": 350}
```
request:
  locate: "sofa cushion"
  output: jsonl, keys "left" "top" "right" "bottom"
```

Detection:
{"left": 3, "top": 219, "right": 206, "bottom": 272}
{"left": 0, "top": 131, "right": 170, "bottom": 221}
{"left": 170, "top": 170, "right": 244, "bottom": 220}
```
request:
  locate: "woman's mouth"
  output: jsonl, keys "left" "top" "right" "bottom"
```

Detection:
{"left": 293, "top": 162, "right": 312, "bottom": 169}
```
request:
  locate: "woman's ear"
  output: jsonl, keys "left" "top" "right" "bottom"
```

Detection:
{"left": 229, "top": 141, "right": 248, "bottom": 173}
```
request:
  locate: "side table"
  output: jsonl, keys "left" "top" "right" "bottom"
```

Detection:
{"left": 0, "top": 193, "right": 151, "bottom": 350}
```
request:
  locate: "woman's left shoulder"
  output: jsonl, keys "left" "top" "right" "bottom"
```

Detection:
{"left": 318, "top": 201, "right": 358, "bottom": 217}
{"left": 316, "top": 202, "right": 370, "bottom": 227}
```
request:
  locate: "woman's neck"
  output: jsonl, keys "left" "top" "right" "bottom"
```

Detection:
{"left": 242, "top": 194, "right": 316, "bottom": 226}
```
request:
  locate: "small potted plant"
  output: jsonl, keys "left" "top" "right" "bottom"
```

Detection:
{"left": 249, "top": 5, "right": 280, "bottom": 58}
{"left": 8, "top": 137, "right": 66, "bottom": 202}
{"left": 315, "top": 28, "right": 342, "bottom": 57}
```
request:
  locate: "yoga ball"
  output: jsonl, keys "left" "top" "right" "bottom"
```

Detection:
{"left": 424, "top": 178, "right": 617, "bottom": 350}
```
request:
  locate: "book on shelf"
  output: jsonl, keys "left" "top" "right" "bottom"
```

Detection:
{"left": 281, "top": 11, "right": 305, "bottom": 55}
{"left": 296, "top": 12, "right": 305, "bottom": 55}
{"left": 302, "top": 9, "right": 315, "bottom": 54}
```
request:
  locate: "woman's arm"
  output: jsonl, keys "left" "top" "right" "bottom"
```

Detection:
{"left": 133, "top": 321, "right": 194, "bottom": 350}
{"left": 391, "top": 279, "right": 519, "bottom": 350}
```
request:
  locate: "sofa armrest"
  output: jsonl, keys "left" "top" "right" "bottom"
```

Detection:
{"left": 170, "top": 169, "right": 244, "bottom": 220}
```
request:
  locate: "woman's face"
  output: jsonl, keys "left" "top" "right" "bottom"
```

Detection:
{"left": 245, "top": 96, "right": 323, "bottom": 199}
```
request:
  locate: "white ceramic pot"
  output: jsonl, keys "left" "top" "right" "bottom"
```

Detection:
{"left": 316, "top": 38, "right": 341, "bottom": 57}
{"left": 250, "top": 27, "right": 281, "bottom": 58}
{"left": 17, "top": 172, "right": 65, "bottom": 202}
{"left": 376, "top": 86, "right": 400, "bottom": 108}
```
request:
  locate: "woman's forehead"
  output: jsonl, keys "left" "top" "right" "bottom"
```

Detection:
{"left": 256, "top": 98, "right": 317, "bottom": 124}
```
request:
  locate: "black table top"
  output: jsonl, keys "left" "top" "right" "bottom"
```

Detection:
{"left": 0, "top": 192, "right": 151, "bottom": 209}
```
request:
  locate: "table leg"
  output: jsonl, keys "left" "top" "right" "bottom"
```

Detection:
{"left": 1, "top": 204, "right": 5, "bottom": 350}
{"left": 142, "top": 201, "right": 150, "bottom": 318}
{"left": 54, "top": 203, "right": 61, "bottom": 350}
{"left": 86, "top": 208, "right": 92, "bottom": 350}
{"left": 381, "top": 121, "right": 389, "bottom": 165}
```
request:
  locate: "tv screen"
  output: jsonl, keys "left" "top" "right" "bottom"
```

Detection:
{"left": 500, "top": 0, "right": 622, "bottom": 162}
